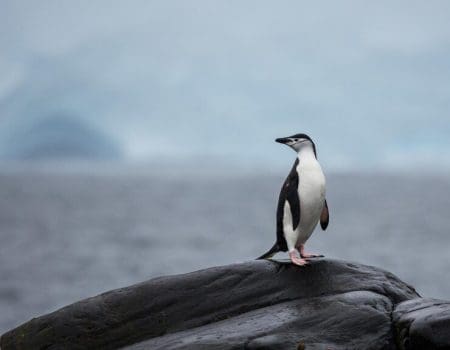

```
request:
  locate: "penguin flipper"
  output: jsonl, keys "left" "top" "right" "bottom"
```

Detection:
{"left": 281, "top": 158, "right": 301, "bottom": 230}
{"left": 275, "top": 158, "right": 300, "bottom": 251}
{"left": 320, "top": 199, "right": 329, "bottom": 230}
{"left": 286, "top": 184, "right": 300, "bottom": 231}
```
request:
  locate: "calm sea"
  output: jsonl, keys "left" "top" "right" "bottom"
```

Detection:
{"left": 1, "top": 168, "right": 449, "bottom": 333}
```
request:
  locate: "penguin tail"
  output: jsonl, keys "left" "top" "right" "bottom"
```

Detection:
{"left": 256, "top": 243, "right": 280, "bottom": 260}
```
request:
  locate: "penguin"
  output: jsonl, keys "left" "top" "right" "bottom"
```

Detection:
{"left": 258, "top": 133, "right": 329, "bottom": 266}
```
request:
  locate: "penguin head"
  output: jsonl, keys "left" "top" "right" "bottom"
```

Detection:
{"left": 275, "top": 133, "right": 316, "bottom": 153}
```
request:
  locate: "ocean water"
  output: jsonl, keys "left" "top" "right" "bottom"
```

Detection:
{"left": 0, "top": 169, "right": 449, "bottom": 333}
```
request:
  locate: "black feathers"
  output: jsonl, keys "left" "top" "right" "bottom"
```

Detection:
{"left": 275, "top": 158, "right": 300, "bottom": 251}
{"left": 286, "top": 133, "right": 312, "bottom": 141}
{"left": 320, "top": 199, "right": 329, "bottom": 230}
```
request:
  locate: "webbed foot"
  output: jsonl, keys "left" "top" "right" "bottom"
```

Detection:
{"left": 289, "top": 251, "right": 309, "bottom": 266}
{"left": 298, "top": 244, "right": 324, "bottom": 259}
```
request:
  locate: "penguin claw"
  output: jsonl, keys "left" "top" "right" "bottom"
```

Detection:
{"left": 298, "top": 245, "right": 324, "bottom": 259}
{"left": 289, "top": 251, "right": 309, "bottom": 266}
{"left": 302, "top": 254, "right": 324, "bottom": 259}
{"left": 291, "top": 258, "right": 309, "bottom": 266}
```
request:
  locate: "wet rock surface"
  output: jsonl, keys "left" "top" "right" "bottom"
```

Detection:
{"left": 1, "top": 258, "right": 447, "bottom": 350}
{"left": 393, "top": 298, "right": 450, "bottom": 350}
{"left": 125, "top": 290, "right": 395, "bottom": 350}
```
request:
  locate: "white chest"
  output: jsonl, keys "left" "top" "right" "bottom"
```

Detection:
{"left": 296, "top": 152, "right": 326, "bottom": 236}
{"left": 297, "top": 157, "right": 326, "bottom": 204}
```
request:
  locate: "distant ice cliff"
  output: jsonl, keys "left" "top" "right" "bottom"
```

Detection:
{"left": 0, "top": 115, "right": 122, "bottom": 161}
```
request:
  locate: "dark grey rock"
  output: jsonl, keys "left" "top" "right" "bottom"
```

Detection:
{"left": 0, "top": 259, "right": 420, "bottom": 350}
{"left": 125, "top": 291, "right": 395, "bottom": 350}
{"left": 393, "top": 298, "right": 450, "bottom": 350}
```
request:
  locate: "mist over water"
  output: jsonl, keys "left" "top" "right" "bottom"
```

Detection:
{"left": 1, "top": 1, "right": 450, "bottom": 170}
{"left": 0, "top": 168, "right": 449, "bottom": 333}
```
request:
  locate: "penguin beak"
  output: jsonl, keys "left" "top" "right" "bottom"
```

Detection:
{"left": 275, "top": 137, "right": 291, "bottom": 144}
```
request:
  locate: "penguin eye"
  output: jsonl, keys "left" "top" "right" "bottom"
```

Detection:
{"left": 294, "top": 139, "right": 299, "bottom": 142}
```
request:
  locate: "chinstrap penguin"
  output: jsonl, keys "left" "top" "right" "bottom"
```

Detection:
{"left": 258, "top": 133, "right": 329, "bottom": 266}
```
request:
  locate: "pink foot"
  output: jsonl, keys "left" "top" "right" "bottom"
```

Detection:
{"left": 289, "top": 251, "right": 309, "bottom": 266}
{"left": 299, "top": 244, "right": 324, "bottom": 259}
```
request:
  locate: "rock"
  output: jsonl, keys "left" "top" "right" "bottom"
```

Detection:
{"left": 0, "top": 259, "right": 423, "bottom": 350}
{"left": 393, "top": 298, "right": 450, "bottom": 350}
{"left": 126, "top": 290, "right": 395, "bottom": 350}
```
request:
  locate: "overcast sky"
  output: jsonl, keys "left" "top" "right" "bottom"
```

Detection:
{"left": 1, "top": 1, "right": 450, "bottom": 171}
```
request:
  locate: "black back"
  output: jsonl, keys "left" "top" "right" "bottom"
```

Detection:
{"left": 276, "top": 158, "right": 300, "bottom": 251}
